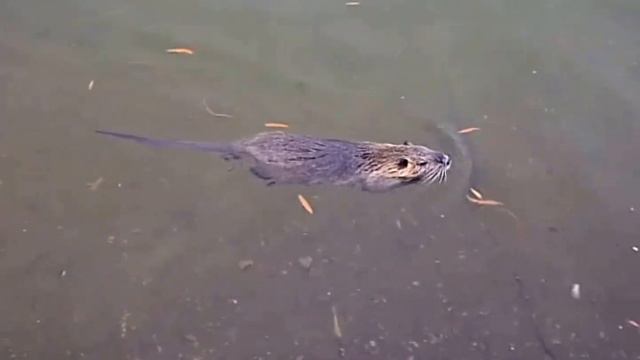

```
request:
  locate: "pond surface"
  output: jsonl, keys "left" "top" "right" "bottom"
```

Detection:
{"left": 1, "top": 0, "right": 639, "bottom": 359}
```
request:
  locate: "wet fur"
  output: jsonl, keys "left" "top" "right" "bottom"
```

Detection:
{"left": 96, "top": 130, "right": 451, "bottom": 192}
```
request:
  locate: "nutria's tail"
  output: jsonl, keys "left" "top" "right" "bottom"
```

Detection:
{"left": 96, "top": 130, "right": 234, "bottom": 153}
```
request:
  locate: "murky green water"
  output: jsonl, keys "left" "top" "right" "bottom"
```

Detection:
{"left": 1, "top": 0, "right": 639, "bottom": 359}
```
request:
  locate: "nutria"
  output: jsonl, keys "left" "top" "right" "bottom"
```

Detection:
{"left": 96, "top": 130, "right": 451, "bottom": 192}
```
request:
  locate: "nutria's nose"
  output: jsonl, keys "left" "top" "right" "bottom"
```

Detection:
{"left": 437, "top": 153, "right": 451, "bottom": 168}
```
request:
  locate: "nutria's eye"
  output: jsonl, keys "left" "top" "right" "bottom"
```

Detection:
{"left": 397, "top": 158, "right": 409, "bottom": 168}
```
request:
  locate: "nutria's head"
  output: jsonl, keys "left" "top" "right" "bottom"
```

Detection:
{"left": 360, "top": 142, "right": 451, "bottom": 185}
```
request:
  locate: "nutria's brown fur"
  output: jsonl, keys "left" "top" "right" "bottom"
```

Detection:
{"left": 96, "top": 130, "right": 451, "bottom": 192}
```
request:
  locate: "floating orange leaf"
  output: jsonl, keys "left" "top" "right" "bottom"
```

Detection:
{"left": 265, "top": 122, "right": 289, "bottom": 128}
{"left": 466, "top": 195, "right": 503, "bottom": 206}
{"left": 458, "top": 127, "right": 481, "bottom": 134}
{"left": 165, "top": 48, "right": 195, "bottom": 55}
{"left": 297, "top": 194, "right": 314, "bottom": 214}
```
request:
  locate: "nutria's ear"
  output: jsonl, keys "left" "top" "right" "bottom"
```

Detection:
{"left": 397, "top": 158, "right": 409, "bottom": 168}
{"left": 403, "top": 140, "right": 413, "bottom": 145}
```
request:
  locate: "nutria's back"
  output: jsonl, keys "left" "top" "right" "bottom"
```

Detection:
{"left": 233, "top": 131, "right": 451, "bottom": 191}
{"left": 234, "top": 132, "right": 357, "bottom": 183}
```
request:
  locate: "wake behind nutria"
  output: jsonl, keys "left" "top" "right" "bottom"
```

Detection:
{"left": 96, "top": 130, "right": 451, "bottom": 192}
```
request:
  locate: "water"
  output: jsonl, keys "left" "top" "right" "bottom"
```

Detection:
{"left": 1, "top": 0, "right": 639, "bottom": 359}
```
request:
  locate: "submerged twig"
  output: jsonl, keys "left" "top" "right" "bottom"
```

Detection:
{"left": 202, "top": 98, "right": 233, "bottom": 118}
{"left": 466, "top": 195, "right": 503, "bottom": 206}
{"left": 467, "top": 188, "right": 522, "bottom": 235}
{"left": 331, "top": 305, "right": 343, "bottom": 339}
{"left": 87, "top": 177, "right": 104, "bottom": 191}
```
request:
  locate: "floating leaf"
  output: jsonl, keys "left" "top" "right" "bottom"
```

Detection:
{"left": 165, "top": 48, "right": 195, "bottom": 55}
{"left": 469, "top": 187, "right": 483, "bottom": 199}
{"left": 297, "top": 194, "right": 314, "bottom": 214}
{"left": 457, "top": 127, "right": 481, "bottom": 134}
{"left": 265, "top": 122, "right": 290, "bottom": 128}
